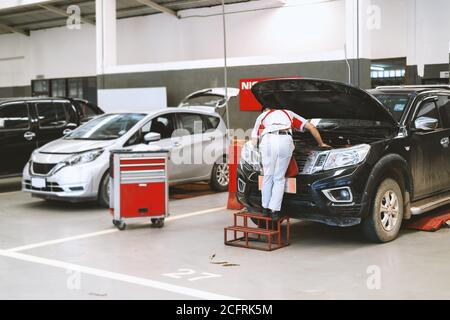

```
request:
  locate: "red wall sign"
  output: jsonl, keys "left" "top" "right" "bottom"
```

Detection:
{"left": 239, "top": 77, "right": 272, "bottom": 111}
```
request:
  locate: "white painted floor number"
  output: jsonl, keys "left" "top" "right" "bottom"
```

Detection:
{"left": 162, "top": 269, "right": 221, "bottom": 281}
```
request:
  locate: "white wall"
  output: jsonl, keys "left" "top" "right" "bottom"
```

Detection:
{"left": 414, "top": 0, "right": 450, "bottom": 66}
{"left": 28, "top": 24, "right": 96, "bottom": 79}
{"left": 0, "top": 33, "right": 29, "bottom": 87}
{"left": 116, "top": 0, "right": 346, "bottom": 65}
{"left": 1, "top": 0, "right": 450, "bottom": 89}
{"left": 361, "top": 0, "right": 450, "bottom": 68}
{"left": 361, "top": 0, "right": 408, "bottom": 59}
{"left": 0, "top": 24, "right": 96, "bottom": 87}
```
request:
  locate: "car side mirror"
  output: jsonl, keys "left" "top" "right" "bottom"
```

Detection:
{"left": 413, "top": 117, "right": 439, "bottom": 132}
{"left": 63, "top": 129, "right": 73, "bottom": 135}
{"left": 144, "top": 132, "right": 161, "bottom": 143}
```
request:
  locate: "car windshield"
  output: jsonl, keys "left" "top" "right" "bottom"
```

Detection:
{"left": 65, "top": 113, "right": 146, "bottom": 140}
{"left": 372, "top": 93, "right": 410, "bottom": 122}
{"left": 179, "top": 93, "right": 226, "bottom": 107}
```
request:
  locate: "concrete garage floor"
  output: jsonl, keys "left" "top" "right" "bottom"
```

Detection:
{"left": 1, "top": 179, "right": 450, "bottom": 300}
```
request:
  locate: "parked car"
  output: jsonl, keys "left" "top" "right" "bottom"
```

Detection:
{"left": 0, "top": 97, "right": 104, "bottom": 178}
{"left": 22, "top": 107, "right": 229, "bottom": 207}
{"left": 237, "top": 79, "right": 450, "bottom": 242}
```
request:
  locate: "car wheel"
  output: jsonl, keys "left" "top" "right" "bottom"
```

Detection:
{"left": 98, "top": 171, "right": 110, "bottom": 208}
{"left": 210, "top": 157, "right": 229, "bottom": 192}
{"left": 362, "top": 178, "right": 404, "bottom": 243}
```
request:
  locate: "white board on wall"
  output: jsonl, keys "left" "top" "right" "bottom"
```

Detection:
{"left": 97, "top": 87, "right": 167, "bottom": 113}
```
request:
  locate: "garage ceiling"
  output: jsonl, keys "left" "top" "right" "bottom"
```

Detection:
{"left": 0, "top": 0, "right": 252, "bottom": 36}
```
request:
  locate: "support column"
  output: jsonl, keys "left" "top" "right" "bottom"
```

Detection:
{"left": 405, "top": 0, "right": 421, "bottom": 84}
{"left": 345, "top": 0, "right": 372, "bottom": 88}
{"left": 96, "top": 0, "right": 116, "bottom": 75}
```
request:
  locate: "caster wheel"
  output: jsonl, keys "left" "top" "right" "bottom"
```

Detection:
{"left": 113, "top": 220, "right": 126, "bottom": 230}
{"left": 151, "top": 218, "right": 165, "bottom": 228}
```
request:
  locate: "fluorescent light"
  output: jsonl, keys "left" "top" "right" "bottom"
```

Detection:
{"left": 371, "top": 66, "right": 384, "bottom": 71}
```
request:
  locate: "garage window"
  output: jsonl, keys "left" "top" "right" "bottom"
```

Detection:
{"left": 0, "top": 103, "right": 30, "bottom": 130}
{"left": 36, "top": 102, "right": 68, "bottom": 128}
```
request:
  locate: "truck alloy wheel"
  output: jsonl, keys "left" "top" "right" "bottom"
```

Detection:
{"left": 362, "top": 178, "right": 404, "bottom": 243}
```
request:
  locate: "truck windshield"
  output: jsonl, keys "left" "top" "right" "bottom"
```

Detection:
{"left": 372, "top": 93, "right": 410, "bottom": 122}
{"left": 65, "top": 113, "right": 146, "bottom": 140}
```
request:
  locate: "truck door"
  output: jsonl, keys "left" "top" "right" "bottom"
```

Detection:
{"left": 410, "top": 97, "right": 449, "bottom": 199}
{"left": 436, "top": 95, "right": 450, "bottom": 192}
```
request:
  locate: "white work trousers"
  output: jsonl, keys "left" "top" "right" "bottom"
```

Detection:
{"left": 259, "top": 133, "right": 294, "bottom": 212}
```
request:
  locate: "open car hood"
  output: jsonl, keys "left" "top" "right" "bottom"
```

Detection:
{"left": 251, "top": 79, "right": 397, "bottom": 126}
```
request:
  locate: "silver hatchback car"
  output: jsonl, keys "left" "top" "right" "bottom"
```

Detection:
{"left": 22, "top": 106, "right": 230, "bottom": 207}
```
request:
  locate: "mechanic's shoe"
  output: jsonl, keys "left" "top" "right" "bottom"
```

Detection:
{"left": 270, "top": 211, "right": 281, "bottom": 221}
{"left": 261, "top": 208, "right": 270, "bottom": 217}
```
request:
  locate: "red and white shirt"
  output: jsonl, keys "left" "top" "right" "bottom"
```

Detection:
{"left": 251, "top": 109, "right": 307, "bottom": 139}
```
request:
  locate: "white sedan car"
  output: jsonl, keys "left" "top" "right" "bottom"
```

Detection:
{"left": 22, "top": 106, "right": 230, "bottom": 207}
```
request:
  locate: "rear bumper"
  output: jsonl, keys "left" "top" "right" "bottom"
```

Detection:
{"left": 236, "top": 161, "right": 371, "bottom": 227}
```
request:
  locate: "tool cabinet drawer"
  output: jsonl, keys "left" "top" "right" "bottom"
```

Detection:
{"left": 119, "top": 182, "right": 166, "bottom": 218}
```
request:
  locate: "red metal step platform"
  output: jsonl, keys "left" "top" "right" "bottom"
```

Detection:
{"left": 224, "top": 211, "right": 290, "bottom": 251}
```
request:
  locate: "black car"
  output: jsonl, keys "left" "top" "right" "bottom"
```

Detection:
{"left": 237, "top": 79, "right": 450, "bottom": 242}
{"left": 0, "top": 97, "right": 104, "bottom": 178}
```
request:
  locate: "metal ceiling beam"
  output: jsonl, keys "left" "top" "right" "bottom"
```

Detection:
{"left": 0, "top": 1, "right": 95, "bottom": 20}
{"left": 135, "top": 0, "right": 178, "bottom": 18}
{"left": 38, "top": 4, "right": 95, "bottom": 25}
{"left": 0, "top": 22, "right": 29, "bottom": 36}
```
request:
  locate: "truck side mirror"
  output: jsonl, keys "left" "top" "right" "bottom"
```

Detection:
{"left": 144, "top": 132, "right": 161, "bottom": 143}
{"left": 413, "top": 117, "right": 438, "bottom": 132}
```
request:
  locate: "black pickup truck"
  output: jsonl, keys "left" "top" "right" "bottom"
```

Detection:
{"left": 0, "top": 97, "right": 103, "bottom": 178}
{"left": 237, "top": 79, "right": 450, "bottom": 242}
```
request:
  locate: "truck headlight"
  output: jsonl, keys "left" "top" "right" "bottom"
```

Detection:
{"left": 322, "top": 144, "right": 370, "bottom": 171}
{"left": 240, "top": 141, "right": 262, "bottom": 171}
{"left": 65, "top": 149, "right": 104, "bottom": 166}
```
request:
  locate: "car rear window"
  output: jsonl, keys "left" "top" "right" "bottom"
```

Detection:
{"left": 204, "top": 115, "right": 220, "bottom": 130}
{"left": 178, "top": 113, "right": 206, "bottom": 134}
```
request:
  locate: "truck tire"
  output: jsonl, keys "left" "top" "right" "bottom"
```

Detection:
{"left": 362, "top": 178, "right": 404, "bottom": 243}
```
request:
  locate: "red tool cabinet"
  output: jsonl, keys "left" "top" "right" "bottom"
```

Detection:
{"left": 109, "top": 150, "right": 169, "bottom": 230}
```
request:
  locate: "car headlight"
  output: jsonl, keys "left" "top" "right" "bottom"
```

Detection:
{"left": 240, "top": 141, "right": 262, "bottom": 171}
{"left": 322, "top": 144, "right": 370, "bottom": 171}
{"left": 65, "top": 149, "right": 104, "bottom": 166}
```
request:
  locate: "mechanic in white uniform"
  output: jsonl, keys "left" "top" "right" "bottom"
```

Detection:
{"left": 251, "top": 107, "right": 330, "bottom": 220}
